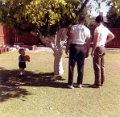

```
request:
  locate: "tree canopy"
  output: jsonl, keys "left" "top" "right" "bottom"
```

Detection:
{"left": 1, "top": 0, "right": 117, "bottom": 35}
{"left": 107, "top": 0, "right": 120, "bottom": 28}
{"left": 0, "top": 0, "right": 91, "bottom": 35}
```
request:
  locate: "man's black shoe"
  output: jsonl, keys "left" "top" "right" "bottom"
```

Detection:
{"left": 91, "top": 84, "right": 100, "bottom": 88}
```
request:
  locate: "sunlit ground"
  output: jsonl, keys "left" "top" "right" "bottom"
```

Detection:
{"left": 0, "top": 49, "right": 120, "bottom": 117}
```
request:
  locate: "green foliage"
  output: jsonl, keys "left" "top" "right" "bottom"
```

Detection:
{"left": 0, "top": 0, "right": 91, "bottom": 36}
{"left": 107, "top": 0, "right": 120, "bottom": 28}
{"left": 0, "top": 0, "right": 81, "bottom": 36}
{"left": 0, "top": 0, "right": 32, "bottom": 26}
{"left": 23, "top": 0, "right": 81, "bottom": 35}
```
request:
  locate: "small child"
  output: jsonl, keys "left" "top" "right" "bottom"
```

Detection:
{"left": 18, "top": 48, "right": 30, "bottom": 77}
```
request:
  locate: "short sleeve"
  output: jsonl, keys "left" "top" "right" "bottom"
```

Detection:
{"left": 107, "top": 28, "right": 113, "bottom": 35}
{"left": 19, "top": 55, "right": 24, "bottom": 62}
{"left": 85, "top": 28, "right": 90, "bottom": 38}
{"left": 94, "top": 27, "right": 99, "bottom": 33}
{"left": 70, "top": 26, "right": 74, "bottom": 33}
{"left": 104, "top": 27, "right": 114, "bottom": 36}
{"left": 19, "top": 55, "right": 21, "bottom": 61}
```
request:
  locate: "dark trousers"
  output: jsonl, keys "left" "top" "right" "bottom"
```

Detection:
{"left": 68, "top": 44, "right": 87, "bottom": 85}
{"left": 93, "top": 46, "right": 105, "bottom": 86}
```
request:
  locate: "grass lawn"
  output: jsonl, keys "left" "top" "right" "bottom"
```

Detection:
{"left": 0, "top": 49, "right": 120, "bottom": 117}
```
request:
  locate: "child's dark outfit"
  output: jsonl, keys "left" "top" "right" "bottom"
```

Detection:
{"left": 19, "top": 55, "right": 26, "bottom": 69}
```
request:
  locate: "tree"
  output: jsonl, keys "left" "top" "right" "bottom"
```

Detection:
{"left": 1, "top": 0, "right": 104, "bottom": 76}
{"left": 0, "top": 0, "right": 91, "bottom": 77}
{"left": 107, "top": 0, "right": 120, "bottom": 28}
{"left": 0, "top": 0, "right": 92, "bottom": 33}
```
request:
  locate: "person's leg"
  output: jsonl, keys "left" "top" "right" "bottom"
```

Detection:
{"left": 99, "top": 46, "right": 105, "bottom": 86}
{"left": 76, "top": 46, "right": 86, "bottom": 86}
{"left": 19, "top": 62, "right": 26, "bottom": 76}
{"left": 19, "top": 68, "right": 25, "bottom": 75}
{"left": 101, "top": 56, "right": 105, "bottom": 85}
{"left": 101, "top": 53, "right": 105, "bottom": 86}
{"left": 68, "top": 45, "right": 76, "bottom": 86}
{"left": 77, "top": 58, "right": 85, "bottom": 85}
{"left": 93, "top": 48, "right": 101, "bottom": 86}
{"left": 68, "top": 59, "right": 75, "bottom": 86}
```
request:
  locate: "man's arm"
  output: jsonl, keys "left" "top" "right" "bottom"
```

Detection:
{"left": 106, "top": 32, "right": 115, "bottom": 44}
{"left": 91, "top": 31, "right": 99, "bottom": 57}
{"left": 85, "top": 36, "right": 90, "bottom": 58}
{"left": 65, "top": 33, "right": 74, "bottom": 55}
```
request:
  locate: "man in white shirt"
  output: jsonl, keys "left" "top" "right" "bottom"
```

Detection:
{"left": 65, "top": 15, "right": 91, "bottom": 89}
{"left": 91, "top": 15, "right": 115, "bottom": 88}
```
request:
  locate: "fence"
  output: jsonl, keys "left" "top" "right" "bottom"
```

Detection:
{"left": 106, "top": 28, "right": 120, "bottom": 48}
{"left": 90, "top": 28, "right": 120, "bottom": 48}
{"left": 0, "top": 24, "right": 120, "bottom": 48}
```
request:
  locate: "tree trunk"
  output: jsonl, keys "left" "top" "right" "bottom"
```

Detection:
{"left": 53, "top": 46, "right": 64, "bottom": 76}
{"left": 40, "top": 28, "right": 68, "bottom": 77}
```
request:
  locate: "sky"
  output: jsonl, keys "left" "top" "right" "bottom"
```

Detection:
{"left": 88, "top": 0, "right": 110, "bottom": 16}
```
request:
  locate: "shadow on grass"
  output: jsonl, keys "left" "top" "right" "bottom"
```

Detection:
{"left": 0, "top": 67, "right": 31, "bottom": 102}
{"left": 82, "top": 84, "right": 93, "bottom": 88}
{"left": 0, "top": 85, "right": 30, "bottom": 102}
{"left": 0, "top": 67, "right": 66, "bottom": 102}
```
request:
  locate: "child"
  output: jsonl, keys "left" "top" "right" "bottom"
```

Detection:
{"left": 18, "top": 48, "right": 30, "bottom": 77}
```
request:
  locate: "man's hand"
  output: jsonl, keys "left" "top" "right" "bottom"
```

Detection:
{"left": 30, "top": 31, "right": 37, "bottom": 36}
{"left": 65, "top": 48, "right": 69, "bottom": 55}
{"left": 65, "top": 32, "right": 73, "bottom": 55}
{"left": 91, "top": 50, "right": 94, "bottom": 58}
{"left": 85, "top": 52, "right": 89, "bottom": 58}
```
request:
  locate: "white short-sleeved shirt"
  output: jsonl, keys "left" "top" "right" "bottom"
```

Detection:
{"left": 94, "top": 24, "right": 113, "bottom": 47}
{"left": 70, "top": 24, "right": 90, "bottom": 45}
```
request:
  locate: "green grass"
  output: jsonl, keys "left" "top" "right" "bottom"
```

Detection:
{"left": 0, "top": 50, "right": 120, "bottom": 117}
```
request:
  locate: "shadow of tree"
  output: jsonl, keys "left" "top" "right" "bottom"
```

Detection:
{"left": 0, "top": 67, "right": 31, "bottom": 102}
{"left": 0, "top": 67, "right": 66, "bottom": 102}
{"left": 21, "top": 72, "right": 66, "bottom": 88}
{"left": 0, "top": 85, "right": 30, "bottom": 102}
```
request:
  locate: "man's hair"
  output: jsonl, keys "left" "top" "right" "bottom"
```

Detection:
{"left": 78, "top": 15, "right": 85, "bottom": 22}
{"left": 95, "top": 15, "right": 103, "bottom": 23}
